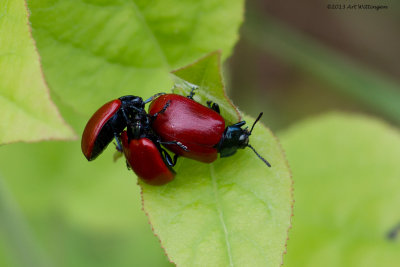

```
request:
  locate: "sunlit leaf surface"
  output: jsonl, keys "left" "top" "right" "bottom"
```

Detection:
{"left": 0, "top": 0, "right": 75, "bottom": 144}
{"left": 28, "top": 0, "right": 244, "bottom": 115}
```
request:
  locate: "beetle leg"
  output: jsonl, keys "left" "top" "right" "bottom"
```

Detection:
{"left": 125, "top": 160, "right": 131, "bottom": 170}
{"left": 187, "top": 87, "right": 197, "bottom": 99}
{"left": 158, "top": 140, "right": 189, "bottom": 151}
{"left": 206, "top": 101, "right": 221, "bottom": 114}
{"left": 120, "top": 107, "right": 133, "bottom": 126}
{"left": 113, "top": 134, "right": 123, "bottom": 152}
{"left": 127, "top": 105, "right": 143, "bottom": 113}
{"left": 231, "top": 120, "right": 246, "bottom": 127}
{"left": 144, "top": 92, "right": 166, "bottom": 104}
{"left": 172, "top": 154, "right": 179, "bottom": 165}
{"left": 152, "top": 100, "right": 171, "bottom": 118}
{"left": 160, "top": 148, "right": 179, "bottom": 167}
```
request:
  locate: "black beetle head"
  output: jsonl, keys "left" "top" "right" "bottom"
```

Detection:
{"left": 217, "top": 113, "right": 271, "bottom": 167}
{"left": 218, "top": 122, "right": 249, "bottom": 158}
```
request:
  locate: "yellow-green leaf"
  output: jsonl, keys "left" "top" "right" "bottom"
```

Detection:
{"left": 142, "top": 54, "right": 293, "bottom": 266}
{"left": 28, "top": 0, "right": 244, "bottom": 115}
{"left": 0, "top": 0, "right": 76, "bottom": 144}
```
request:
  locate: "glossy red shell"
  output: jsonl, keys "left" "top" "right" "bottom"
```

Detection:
{"left": 148, "top": 94, "right": 225, "bottom": 163}
{"left": 81, "top": 99, "right": 121, "bottom": 160}
{"left": 121, "top": 132, "right": 175, "bottom": 185}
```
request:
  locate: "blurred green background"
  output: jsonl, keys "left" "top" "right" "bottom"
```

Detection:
{"left": 228, "top": 0, "right": 400, "bottom": 131}
{"left": 1, "top": 0, "right": 400, "bottom": 266}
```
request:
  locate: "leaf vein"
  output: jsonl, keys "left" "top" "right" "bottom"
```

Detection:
{"left": 234, "top": 183, "right": 273, "bottom": 217}
{"left": 210, "top": 164, "right": 234, "bottom": 266}
{"left": 35, "top": 26, "right": 164, "bottom": 71}
{"left": 129, "top": 0, "right": 170, "bottom": 69}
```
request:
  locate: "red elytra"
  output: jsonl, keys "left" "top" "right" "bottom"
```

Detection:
{"left": 148, "top": 94, "right": 225, "bottom": 163}
{"left": 81, "top": 99, "right": 122, "bottom": 161}
{"left": 121, "top": 131, "right": 175, "bottom": 185}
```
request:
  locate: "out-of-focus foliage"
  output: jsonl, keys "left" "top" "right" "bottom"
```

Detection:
{"left": 244, "top": 12, "right": 400, "bottom": 125}
{"left": 28, "top": 0, "right": 244, "bottom": 115}
{"left": 0, "top": 0, "right": 75, "bottom": 144}
{"left": 228, "top": 1, "right": 400, "bottom": 131}
{"left": 0, "top": 141, "right": 172, "bottom": 267}
{"left": 280, "top": 113, "right": 400, "bottom": 267}
{"left": 142, "top": 53, "right": 292, "bottom": 266}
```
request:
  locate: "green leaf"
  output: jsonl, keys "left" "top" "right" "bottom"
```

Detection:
{"left": 280, "top": 113, "right": 400, "bottom": 267}
{"left": 0, "top": 141, "right": 173, "bottom": 267}
{"left": 141, "top": 56, "right": 293, "bottom": 266}
{"left": 0, "top": 0, "right": 76, "bottom": 144}
{"left": 28, "top": 0, "right": 244, "bottom": 115}
{"left": 172, "top": 51, "right": 241, "bottom": 124}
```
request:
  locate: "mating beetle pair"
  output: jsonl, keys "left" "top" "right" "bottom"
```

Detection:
{"left": 81, "top": 91, "right": 270, "bottom": 185}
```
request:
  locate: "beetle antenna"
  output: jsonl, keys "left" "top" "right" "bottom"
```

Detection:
{"left": 144, "top": 93, "right": 165, "bottom": 104}
{"left": 247, "top": 144, "right": 271, "bottom": 167}
{"left": 249, "top": 112, "right": 263, "bottom": 134}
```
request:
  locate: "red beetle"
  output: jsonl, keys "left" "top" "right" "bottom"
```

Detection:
{"left": 81, "top": 95, "right": 146, "bottom": 160}
{"left": 149, "top": 94, "right": 271, "bottom": 166}
{"left": 120, "top": 131, "right": 175, "bottom": 185}
{"left": 82, "top": 91, "right": 269, "bottom": 186}
{"left": 149, "top": 94, "right": 225, "bottom": 163}
{"left": 81, "top": 94, "right": 166, "bottom": 161}
{"left": 81, "top": 93, "right": 183, "bottom": 186}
